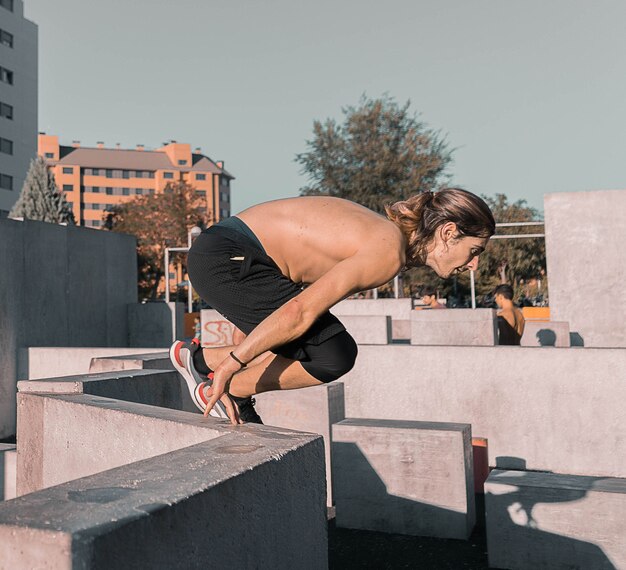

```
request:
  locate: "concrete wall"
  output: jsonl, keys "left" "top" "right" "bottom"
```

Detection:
{"left": 545, "top": 189, "right": 626, "bottom": 348}
{"left": 0, "top": 218, "right": 137, "bottom": 438}
{"left": 340, "top": 315, "right": 392, "bottom": 344}
{"left": 128, "top": 302, "right": 183, "bottom": 347}
{"left": 520, "top": 321, "right": 571, "bottom": 347}
{"left": 341, "top": 344, "right": 626, "bottom": 478}
{"left": 411, "top": 308, "right": 497, "bottom": 346}
{"left": 332, "top": 299, "right": 413, "bottom": 321}
{"left": 2, "top": 392, "right": 327, "bottom": 569}
{"left": 201, "top": 308, "right": 235, "bottom": 347}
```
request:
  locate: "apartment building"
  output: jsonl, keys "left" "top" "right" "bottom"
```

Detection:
{"left": 0, "top": 0, "right": 38, "bottom": 216}
{"left": 38, "top": 134, "right": 233, "bottom": 227}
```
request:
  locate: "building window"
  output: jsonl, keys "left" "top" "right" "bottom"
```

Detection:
{"left": 220, "top": 177, "right": 229, "bottom": 187}
{"left": 122, "top": 170, "right": 129, "bottom": 179}
{"left": 134, "top": 171, "right": 142, "bottom": 178}
{"left": 178, "top": 160, "right": 187, "bottom": 165}
{"left": 92, "top": 186, "right": 100, "bottom": 193}
{"left": 0, "top": 137, "right": 12, "bottom": 155}
{"left": 122, "top": 187, "right": 129, "bottom": 196}
{"left": 148, "top": 188, "right": 155, "bottom": 195}
{"left": 0, "top": 0, "right": 14, "bottom": 12}
{"left": 63, "top": 184, "right": 73, "bottom": 191}
{"left": 44, "top": 152, "right": 54, "bottom": 159}
{"left": 106, "top": 187, "right": 113, "bottom": 195}
{"left": 0, "top": 29, "right": 13, "bottom": 48}
{"left": 0, "top": 173, "right": 12, "bottom": 190}
{"left": 0, "top": 66, "right": 13, "bottom": 85}
{"left": 0, "top": 102, "right": 12, "bottom": 119}
{"left": 92, "top": 220, "right": 101, "bottom": 227}
{"left": 105, "top": 169, "right": 113, "bottom": 178}
{"left": 148, "top": 171, "right": 155, "bottom": 179}
{"left": 135, "top": 188, "right": 143, "bottom": 195}
{"left": 196, "top": 190, "right": 206, "bottom": 197}
{"left": 220, "top": 209, "right": 229, "bottom": 218}
{"left": 92, "top": 168, "right": 100, "bottom": 176}
{"left": 196, "top": 173, "right": 206, "bottom": 181}
{"left": 163, "top": 172, "right": 174, "bottom": 179}
{"left": 62, "top": 167, "right": 73, "bottom": 174}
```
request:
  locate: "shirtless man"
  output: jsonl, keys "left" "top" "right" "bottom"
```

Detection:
{"left": 170, "top": 188, "right": 496, "bottom": 424}
{"left": 494, "top": 284, "right": 525, "bottom": 345}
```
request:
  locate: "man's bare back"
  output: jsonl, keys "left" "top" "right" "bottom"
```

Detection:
{"left": 237, "top": 196, "right": 405, "bottom": 286}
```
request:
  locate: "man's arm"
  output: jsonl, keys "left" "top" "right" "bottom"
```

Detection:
{"left": 206, "top": 249, "right": 402, "bottom": 421}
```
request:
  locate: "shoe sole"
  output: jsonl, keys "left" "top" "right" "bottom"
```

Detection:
{"left": 169, "top": 340, "right": 228, "bottom": 419}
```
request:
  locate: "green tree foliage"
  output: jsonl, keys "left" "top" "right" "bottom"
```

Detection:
{"left": 9, "top": 157, "right": 75, "bottom": 224}
{"left": 104, "top": 181, "right": 208, "bottom": 299}
{"left": 295, "top": 95, "right": 452, "bottom": 213}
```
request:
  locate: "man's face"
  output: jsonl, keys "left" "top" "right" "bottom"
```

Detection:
{"left": 426, "top": 223, "right": 489, "bottom": 279}
{"left": 422, "top": 294, "right": 434, "bottom": 305}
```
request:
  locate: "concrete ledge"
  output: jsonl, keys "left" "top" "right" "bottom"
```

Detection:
{"left": 486, "top": 469, "right": 626, "bottom": 569}
{"left": 332, "top": 418, "right": 475, "bottom": 539}
{"left": 521, "top": 321, "right": 571, "bottom": 347}
{"left": 201, "top": 308, "right": 235, "bottom": 347}
{"left": 254, "top": 382, "right": 345, "bottom": 506}
{"left": 0, "top": 444, "right": 16, "bottom": 501}
{"left": 1, "top": 396, "right": 327, "bottom": 569}
{"left": 340, "top": 315, "right": 391, "bottom": 344}
{"left": 392, "top": 319, "right": 411, "bottom": 341}
{"left": 411, "top": 308, "right": 497, "bottom": 346}
{"left": 341, "top": 344, "right": 626, "bottom": 478}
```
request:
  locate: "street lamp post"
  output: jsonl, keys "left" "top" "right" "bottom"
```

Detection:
{"left": 187, "top": 226, "right": 202, "bottom": 312}
{"left": 164, "top": 226, "right": 203, "bottom": 312}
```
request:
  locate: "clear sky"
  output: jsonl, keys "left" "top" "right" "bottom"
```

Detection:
{"left": 24, "top": 0, "right": 626, "bottom": 215}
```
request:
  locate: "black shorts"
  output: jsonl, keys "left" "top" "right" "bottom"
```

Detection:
{"left": 187, "top": 221, "right": 357, "bottom": 382}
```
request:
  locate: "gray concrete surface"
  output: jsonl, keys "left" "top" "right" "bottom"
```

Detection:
{"left": 520, "top": 321, "right": 571, "bottom": 347}
{"left": 411, "top": 308, "right": 497, "bottom": 346}
{"left": 486, "top": 469, "right": 626, "bottom": 569}
{"left": 0, "top": 218, "right": 137, "bottom": 439}
{"left": 340, "top": 315, "right": 392, "bottom": 344}
{"left": 332, "top": 418, "right": 475, "bottom": 539}
{"left": 89, "top": 351, "right": 172, "bottom": 373}
{"left": 392, "top": 319, "right": 411, "bottom": 341}
{"left": 0, "top": 444, "right": 16, "bottom": 502}
{"left": 18, "top": 346, "right": 165, "bottom": 380}
{"left": 341, "top": 344, "right": 626, "bottom": 478}
{"left": 1, "top": 395, "right": 327, "bottom": 569}
{"left": 255, "top": 382, "right": 345, "bottom": 507}
{"left": 201, "top": 308, "right": 236, "bottom": 346}
{"left": 332, "top": 298, "right": 413, "bottom": 321}
{"left": 128, "top": 302, "right": 183, "bottom": 348}
{"left": 545, "top": 189, "right": 626, "bottom": 348}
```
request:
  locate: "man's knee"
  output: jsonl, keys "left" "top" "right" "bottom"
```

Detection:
{"left": 303, "top": 331, "right": 358, "bottom": 383}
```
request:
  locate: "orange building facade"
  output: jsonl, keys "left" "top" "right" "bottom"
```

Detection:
{"left": 38, "top": 134, "right": 233, "bottom": 228}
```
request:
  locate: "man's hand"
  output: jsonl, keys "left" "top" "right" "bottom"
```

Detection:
{"left": 203, "top": 356, "right": 243, "bottom": 425}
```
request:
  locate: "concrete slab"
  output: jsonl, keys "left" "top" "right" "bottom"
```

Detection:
{"left": 332, "top": 418, "right": 475, "bottom": 539}
{"left": 89, "top": 351, "right": 172, "bottom": 373}
{"left": 0, "top": 444, "right": 16, "bottom": 501}
{"left": 392, "top": 319, "right": 411, "bottom": 341}
{"left": 486, "top": 469, "right": 626, "bottom": 569}
{"left": 1, "top": 396, "right": 327, "bottom": 569}
{"left": 332, "top": 298, "right": 413, "bottom": 321}
{"left": 201, "top": 308, "right": 236, "bottom": 347}
{"left": 18, "top": 346, "right": 166, "bottom": 380}
{"left": 254, "top": 382, "right": 345, "bottom": 506}
{"left": 341, "top": 344, "right": 626, "bottom": 478}
{"left": 410, "top": 308, "right": 497, "bottom": 346}
{"left": 521, "top": 321, "right": 571, "bottom": 347}
{"left": 340, "top": 315, "right": 391, "bottom": 344}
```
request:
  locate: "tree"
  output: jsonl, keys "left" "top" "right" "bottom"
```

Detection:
{"left": 295, "top": 95, "right": 452, "bottom": 213}
{"left": 104, "top": 181, "right": 208, "bottom": 300}
{"left": 9, "top": 156, "right": 75, "bottom": 224}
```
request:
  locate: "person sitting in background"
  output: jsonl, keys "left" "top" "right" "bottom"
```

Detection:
{"left": 421, "top": 286, "right": 446, "bottom": 309}
{"left": 495, "top": 284, "right": 525, "bottom": 345}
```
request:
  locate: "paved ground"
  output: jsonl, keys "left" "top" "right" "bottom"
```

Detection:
{"left": 328, "top": 496, "right": 490, "bottom": 570}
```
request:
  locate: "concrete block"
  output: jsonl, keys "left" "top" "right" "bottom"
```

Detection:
{"left": 201, "top": 308, "right": 236, "bottom": 347}
{"left": 340, "top": 315, "right": 391, "bottom": 344}
{"left": 332, "top": 418, "right": 475, "bottom": 539}
{"left": 19, "top": 346, "right": 166, "bottom": 380}
{"left": 521, "top": 321, "right": 571, "bottom": 347}
{"left": 392, "top": 319, "right": 411, "bottom": 341}
{"left": 486, "top": 469, "right": 626, "bottom": 569}
{"left": 411, "top": 308, "right": 497, "bottom": 346}
{"left": 128, "top": 302, "right": 183, "bottom": 347}
{"left": 0, "top": 444, "right": 16, "bottom": 501}
{"left": 254, "top": 382, "right": 345, "bottom": 506}
{"left": 89, "top": 351, "right": 172, "bottom": 373}
{"left": 2, "top": 394, "right": 327, "bottom": 569}
{"left": 545, "top": 189, "right": 626, "bottom": 348}
{"left": 340, "top": 344, "right": 626, "bottom": 478}
{"left": 332, "top": 298, "right": 413, "bottom": 321}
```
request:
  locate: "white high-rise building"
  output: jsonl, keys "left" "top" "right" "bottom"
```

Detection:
{"left": 0, "top": 0, "right": 37, "bottom": 216}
